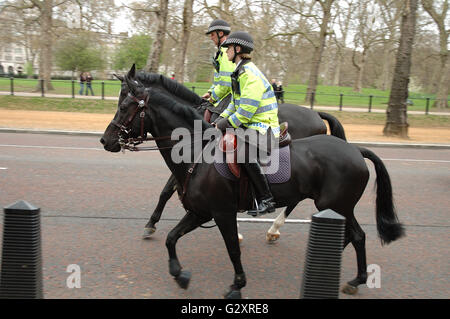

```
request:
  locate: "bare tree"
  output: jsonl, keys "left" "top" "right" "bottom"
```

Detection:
{"left": 351, "top": 1, "right": 383, "bottom": 92}
{"left": 421, "top": 0, "right": 449, "bottom": 109}
{"left": 145, "top": 0, "right": 169, "bottom": 72}
{"left": 269, "top": 0, "right": 335, "bottom": 103}
{"left": 1, "top": 0, "right": 63, "bottom": 91}
{"left": 377, "top": 0, "right": 403, "bottom": 91}
{"left": 174, "top": 0, "right": 194, "bottom": 82}
{"left": 383, "top": 0, "right": 418, "bottom": 138}
{"left": 331, "top": 0, "right": 354, "bottom": 86}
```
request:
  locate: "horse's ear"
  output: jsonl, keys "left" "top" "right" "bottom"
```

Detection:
{"left": 124, "top": 75, "right": 137, "bottom": 95}
{"left": 127, "top": 64, "right": 136, "bottom": 79}
{"left": 113, "top": 73, "right": 124, "bottom": 82}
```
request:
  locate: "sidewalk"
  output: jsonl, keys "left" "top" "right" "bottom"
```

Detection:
{"left": 0, "top": 109, "right": 449, "bottom": 149}
{"left": 1, "top": 91, "right": 449, "bottom": 116}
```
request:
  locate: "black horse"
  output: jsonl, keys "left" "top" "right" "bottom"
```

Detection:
{"left": 113, "top": 70, "right": 347, "bottom": 239}
{"left": 101, "top": 67, "right": 404, "bottom": 298}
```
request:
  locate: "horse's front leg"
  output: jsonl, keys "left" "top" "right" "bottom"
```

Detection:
{"left": 166, "top": 211, "right": 211, "bottom": 289}
{"left": 143, "top": 174, "right": 178, "bottom": 238}
{"left": 214, "top": 212, "right": 246, "bottom": 299}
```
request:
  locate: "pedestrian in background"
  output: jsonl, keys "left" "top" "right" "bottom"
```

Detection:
{"left": 79, "top": 72, "right": 86, "bottom": 95}
{"left": 85, "top": 72, "right": 94, "bottom": 96}
{"left": 276, "top": 80, "right": 284, "bottom": 104}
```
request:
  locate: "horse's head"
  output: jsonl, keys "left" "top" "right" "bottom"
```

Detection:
{"left": 101, "top": 64, "right": 151, "bottom": 152}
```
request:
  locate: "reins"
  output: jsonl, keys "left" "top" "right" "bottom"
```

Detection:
{"left": 113, "top": 85, "right": 219, "bottom": 229}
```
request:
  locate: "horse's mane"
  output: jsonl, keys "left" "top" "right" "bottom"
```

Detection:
{"left": 137, "top": 72, "right": 203, "bottom": 105}
{"left": 148, "top": 88, "right": 211, "bottom": 130}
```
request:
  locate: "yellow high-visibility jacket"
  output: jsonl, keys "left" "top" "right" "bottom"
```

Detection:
{"left": 220, "top": 61, "right": 280, "bottom": 137}
{"left": 208, "top": 47, "right": 235, "bottom": 106}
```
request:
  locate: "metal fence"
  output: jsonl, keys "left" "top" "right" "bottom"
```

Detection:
{"left": 1, "top": 77, "right": 448, "bottom": 115}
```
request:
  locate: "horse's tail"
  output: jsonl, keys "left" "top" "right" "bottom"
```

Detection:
{"left": 317, "top": 112, "right": 347, "bottom": 141}
{"left": 359, "top": 147, "right": 405, "bottom": 245}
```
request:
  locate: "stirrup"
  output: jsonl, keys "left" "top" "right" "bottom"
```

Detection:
{"left": 247, "top": 198, "right": 276, "bottom": 217}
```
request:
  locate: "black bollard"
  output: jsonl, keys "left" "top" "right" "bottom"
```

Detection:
{"left": 0, "top": 200, "right": 43, "bottom": 299}
{"left": 300, "top": 209, "right": 345, "bottom": 299}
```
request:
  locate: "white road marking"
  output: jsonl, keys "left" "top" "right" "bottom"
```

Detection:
{"left": 0, "top": 144, "right": 103, "bottom": 151}
{"left": 0, "top": 167, "right": 7, "bottom": 170}
{"left": 381, "top": 158, "right": 450, "bottom": 163}
{"left": 237, "top": 218, "right": 311, "bottom": 224}
{"left": 3, "top": 144, "right": 449, "bottom": 163}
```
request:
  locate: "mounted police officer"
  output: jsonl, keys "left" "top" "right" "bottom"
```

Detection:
{"left": 214, "top": 31, "right": 279, "bottom": 216}
{"left": 202, "top": 19, "right": 235, "bottom": 122}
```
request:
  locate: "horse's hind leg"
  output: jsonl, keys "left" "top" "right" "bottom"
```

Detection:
{"left": 214, "top": 212, "right": 246, "bottom": 299}
{"left": 342, "top": 216, "right": 368, "bottom": 295}
{"left": 266, "top": 204, "right": 297, "bottom": 243}
{"left": 166, "top": 210, "right": 211, "bottom": 289}
{"left": 143, "top": 174, "right": 178, "bottom": 238}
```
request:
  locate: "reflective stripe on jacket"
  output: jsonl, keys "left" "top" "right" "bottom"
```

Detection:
{"left": 209, "top": 47, "right": 235, "bottom": 106}
{"left": 220, "top": 61, "right": 280, "bottom": 137}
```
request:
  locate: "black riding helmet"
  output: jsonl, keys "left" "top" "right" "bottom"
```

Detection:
{"left": 221, "top": 31, "right": 254, "bottom": 53}
{"left": 221, "top": 31, "right": 254, "bottom": 63}
{"left": 206, "top": 19, "right": 231, "bottom": 49}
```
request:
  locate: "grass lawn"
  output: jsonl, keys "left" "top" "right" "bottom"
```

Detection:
{"left": 1, "top": 77, "right": 447, "bottom": 113}
{"left": 0, "top": 95, "right": 117, "bottom": 114}
{"left": 0, "top": 95, "right": 448, "bottom": 128}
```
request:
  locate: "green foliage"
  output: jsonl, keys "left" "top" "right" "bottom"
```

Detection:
{"left": 195, "top": 63, "right": 214, "bottom": 82}
{"left": 113, "top": 34, "right": 152, "bottom": 71}
{"left": 24, "top": 62, "right": 34, "bottom": 78}
{"left": 54, "top": 33, "right": 106, "bottom": 75}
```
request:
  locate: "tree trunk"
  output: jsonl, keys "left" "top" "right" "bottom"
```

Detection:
{"left": 434, "top": 57, "right": 449, "bottom": 108}
{"left": 421, "top": 0, "right": 449, "bottom": 109}
{"left": 352, "top": 48, "right": 366, "bottom": 93}
{"left": 383, "top": 0, "right": 418, "bottom": 138}
{"left": 145, "top": 0, "right": 169, "bottom": 73}
{"left": 35, "top": 0, "right": 54, "bottom": 92}
{"left": 174, "top": 0, "right": 194, "bottom": 83}
{"left": 332, "top": 49, "right": 342, "bottom": 86}
{"left": 377, "top": 41, "right": 392, "bottom": 91}
{"left": 305, "top": 0, "right": 333, "bottom": 104}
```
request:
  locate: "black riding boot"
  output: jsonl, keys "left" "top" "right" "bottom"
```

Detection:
{"left": 243, "top": 162, "right": 276, "bottom": 216}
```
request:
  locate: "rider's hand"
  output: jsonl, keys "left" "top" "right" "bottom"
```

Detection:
{"left": 215, "top": 117, "right": 232, "bottom": 131}
{"left": 202, "top": 92, "right": 211, "bottom": 99}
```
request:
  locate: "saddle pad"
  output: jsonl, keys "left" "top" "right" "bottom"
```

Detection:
{"left": 214, "top": 145, "right": 291, "bottom": 184}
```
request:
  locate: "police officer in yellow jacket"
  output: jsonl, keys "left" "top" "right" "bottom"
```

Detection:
{"left": 214, "top": 31, "right": 279, "bottom": 216}
{"left": 202, "top": 19, "right": 236, "bottom": 122}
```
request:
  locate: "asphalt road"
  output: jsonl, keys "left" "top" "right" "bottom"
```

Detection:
{"left": 0, "top": 132, "right": 449, "bottom": 299}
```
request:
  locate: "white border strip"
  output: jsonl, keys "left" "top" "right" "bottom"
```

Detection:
{"left": 237, "top": 218, "right": 311, "bottom": 224}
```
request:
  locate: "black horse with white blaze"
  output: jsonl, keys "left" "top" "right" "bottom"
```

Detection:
{"left": 100, "top": 66, "right": 404, "bottom": 298}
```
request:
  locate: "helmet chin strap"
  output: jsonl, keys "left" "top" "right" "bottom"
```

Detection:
{"left": 231, "top": 45, "right": 239, "bottom": 64}
{"left": 215, "top": 31, "right": 224, "bottom": 49}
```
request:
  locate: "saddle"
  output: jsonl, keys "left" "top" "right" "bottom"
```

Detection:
{"left": 214, "top": 123, "right": 291, "bottom": 212}
{"left": 218, "top": 122, "right": 291, "bottom": 179}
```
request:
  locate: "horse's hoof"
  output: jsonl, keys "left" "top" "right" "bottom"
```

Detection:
{"left": 224, "top": 289, "right": 242, "bottom": 299}
{"left": 238, "top": 233, "right": 244, "bottom": 244}
{"left": 266, "top": 232, "right": 280, "bottom": 243}
{"left": 175, "top": 271, "right": 191, "bottom": 290}
{"left": 341, "top": 283, "right": 358, "bottom": 295}
{"left": 142, "top": 227, "right": 156, "bottom": 239}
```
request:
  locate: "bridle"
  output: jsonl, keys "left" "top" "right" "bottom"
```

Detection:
{"left": 109, "top": 84, "right": 218, "bottom": 218}
{"left": 110, "top": 90, "right": 172, "bottom": 152}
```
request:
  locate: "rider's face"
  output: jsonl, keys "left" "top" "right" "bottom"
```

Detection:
{"left": 210, "top": 32, "right": 219, "bottom": 46}
{"left": 226, "top": 46, "right": 233, "bottom": 61}
{"left": 226, "top": 45, "right": 241, "bottom": 62}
